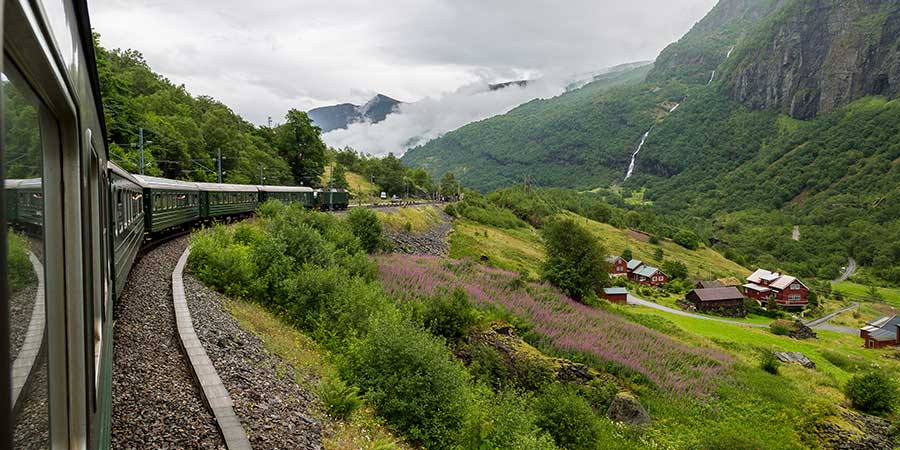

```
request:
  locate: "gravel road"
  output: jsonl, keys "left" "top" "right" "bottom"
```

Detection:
{"left": 184, "top": 274, "right": 322, "bottom": 450}
{"left": 112, "top": 236, "right": 225, "bottom": 449}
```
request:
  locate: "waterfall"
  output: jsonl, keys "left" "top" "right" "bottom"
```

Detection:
{"left": 726, "top": 45, "right": 735, "bottom": 59}
{"left": 624, "top": 130, "right": 651, "bottom": 181}
{"left": 707, "top": 70, "right": 716, "bottom": 86}
{"left": 669, "top": 102, "right": 680, "bottom": 113}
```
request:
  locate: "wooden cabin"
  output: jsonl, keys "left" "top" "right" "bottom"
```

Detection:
{"left": 743, "top": 269, "right": 809, "bottom": 310}
{"left": 606, "top": 256, "right": 628, "bottom": 277}
{"left": 601, "top": 287, "right": 628, "bottom": 304}
{"left": 860, "top": 316, "right": 900, "bottom": 349}
{"left": 685, "top": 287, "right": 745, "bottom": 315}
{"left": 631, "top": 265, "right": 668, "bottom": 286}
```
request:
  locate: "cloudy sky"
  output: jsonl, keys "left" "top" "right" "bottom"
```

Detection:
{"left": 89, "top": 0, "right": 718, "bottom": 153}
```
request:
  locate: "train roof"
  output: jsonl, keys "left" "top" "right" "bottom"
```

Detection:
{"left": 256, "top": 185, "right": 314, "bottom": 193}
{"left": 4, "top": 178, "right": 42, "bottom": 189}
{"left": 133, "top": 175, "right": 200, "bottom": 191}
{"left": 194, "top": 182, "right": 259, "bottom": 193}
{"left": 107, "top": 161, "right": 143, "bottom": 184}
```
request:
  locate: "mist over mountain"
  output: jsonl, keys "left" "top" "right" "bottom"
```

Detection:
{"left": 308, "top": 94, "right": 403, "bottom": 132}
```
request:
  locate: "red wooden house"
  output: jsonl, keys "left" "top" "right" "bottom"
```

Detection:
{"left": 606, "top": 256, "right": 628, "bottom": 277}
{"left": 743, "top": 269, "right": 809, "bottom": 310}
{"left": 601, "top": 287, "right": 628, "bottom": 304}
{"left": 860, "top": 316, "right": 900, "bottom": 349}
{"left": 631, "top": 265, "right": 668, "bottom": 286}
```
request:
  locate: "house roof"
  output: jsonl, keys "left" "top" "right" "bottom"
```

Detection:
{"left": 742, "top": 283, "right": 771, "bottom": 292}
{"left": 748, "top": 268, "right": 781, "bottom": 284}
{"left": 690, "top": 287, "right": 744, "bottom": 302}
{"left": 627, "top": 259, "right": 644, "bottom": 271}
{"left": 696, "top": 280, "right": 724, "bottom": 289}
{"left": 770, "top": 275, "right": 808, "bottom": 291}
{"left": 717, "top": 277, "right": 743, "bottom": 287}
{"left": 603, "top": 287, "right": 628, "bottom": 295}
{"left": 634, "top": 266, "right": 664, "bottom": 278}
{"left": 861, "top": 316, "right": 900, "bottom": 342}
{"left": 605, "top": 255, "right": 624, "bottom": 264}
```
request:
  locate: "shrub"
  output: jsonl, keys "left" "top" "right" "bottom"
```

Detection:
{"left": 541, "top": 218, "right": 609, "bottom": 301}
{"left": 421, "top": 288, "right": 477, "bottom": 343}
{"left": 649, "top": 235, "right": 660, "bottom": 245}
{"left": 346, "top": 207, "right": 383, "bottom": 253}
{"left": 189, "top": 227, "right": 256, "bottom": 297}
{"left": 318, "top": 375, "right": 362, "bottom": 420}
{"left": 533, "top": 384, "right": 604, "bottom": 450}
{"left": 7, "top": 231, "right": 36, "bottom": 293}
{"left": 463, "top": 387, "right": 556, "bottom": 450}
{"left": 661, "top": 260, "right": 688, "bottom": 280}
{"left": 443, "top": 203, "right": 458, "bottom": 217}
{"left": 673, "top": 230, "right": 700, "bottom": 250}
{"left": 622, "top": 248, "right": 633, "bottom": 261}
{"left": 653, "top": 247, "right": 664, "bottom": 260}
{"left": 845, "top": 372, "right": 899, "bottom": 416}
{"left": 769, "top": 320, "right": 794, "bottom": 336}
{"left": 346, "top": 314, "right": 473, "bottom": 448}
{"left": 256, "top": 198, "right": 286, "bottom": 218}
{"left": 759, "top": 349, "right": 780, "bottom": 375}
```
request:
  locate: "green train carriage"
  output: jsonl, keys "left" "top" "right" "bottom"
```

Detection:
{"left": 195, "top": 182, "right": 259, "bottom": 219}
{"left": 133, "top": 175, "right": 201, "bottom": 234}
{"left": 257, "top": 185, "right": 315, "bottom": 208}
{"left": 314, "top": 188, "right": 349, "bottom": 210}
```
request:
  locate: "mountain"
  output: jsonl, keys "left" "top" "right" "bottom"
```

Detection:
{"left": 308, "top": 94, "right": 402, "bottom": 132}
{"left": 402, "top": 0, "right": 900, "bottom": 282}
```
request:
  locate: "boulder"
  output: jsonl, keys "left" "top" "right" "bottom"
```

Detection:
{"left": 607, "top": 392, "right": 651, "bottom": 426}
{"left": 789, "top": 321, "right": 817, "bottom": 340}
{"left": 774, "top": 351, "right": 816, "bottom": 369}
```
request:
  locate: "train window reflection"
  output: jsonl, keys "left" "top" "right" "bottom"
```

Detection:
{"left": 3, "top": 66, "right": 50, "bottom": 448}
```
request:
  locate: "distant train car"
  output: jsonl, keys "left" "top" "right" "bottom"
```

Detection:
{"left": 195, "top": 182, "right": 259, "bottom": 219}
{"left": 134, "top": 175, "right": 201, "bottom": 234}
{"left": 314, "top": 188, "right": 349, "bottom": 211}
{"left": 4, "top": 178, "right": 44, "bottom": 229}
{"left": 109, "top": 162, "right": 145, "bottom": 298}
{"left": 257, "top": 185, "right": 315, "bottom": 208}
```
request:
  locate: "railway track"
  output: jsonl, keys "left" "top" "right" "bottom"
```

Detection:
{"left": 111, "top": 236, "right": 225, "bottom": 449}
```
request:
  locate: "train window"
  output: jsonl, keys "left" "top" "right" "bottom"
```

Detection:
{"left": 3, "top": 64, "right": 50, "bottom": 447}
{"left": 116, "top": 190, "right": 125, "bottom": 233}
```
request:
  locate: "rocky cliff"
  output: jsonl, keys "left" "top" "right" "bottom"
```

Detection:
{"left": 726, "top": 0, "right": 900, "bottom": 119}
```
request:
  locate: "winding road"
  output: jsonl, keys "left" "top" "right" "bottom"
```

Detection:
{"left": 833, "top": 258, "right": 857, "bottom": 284}
{"left": 627, "top": 294, "right": 860, "bottom": 335}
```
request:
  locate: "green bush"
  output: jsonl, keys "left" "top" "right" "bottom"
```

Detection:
{"left": 673, "top": 230, "right": 700, "bottom": 250}
{"left": 769, "top": 320, "right": 794, "bottom": 336}
{"left": 541, "top": 218, "right": 609, "bottom": 301}
{"left": 463, "top": 387, "right": 557, "bottom": 450}
{"left": 421, "top": 288, "right": 477, "bottom": 343}
{"left": 347, "top": 207, "right": 383, "bottom": 253}
{"left": 318, "top": 375, "right": 362, "bottom": 420}
{"left": 443, "top": 203, "right": 459, "bottom": 217}
{"left": 7, "top": 231, "right": 35, "bottom": 293}
{"left": 189, "top": 227, "right": 256, "bottom": 297}
{"left": 661, "top": 260, "right": 688, "bottom": 280}
{"left": 533, "top": 384, "right": 604, "bottom": 450}
{"left": 346, "top": 314, "right": 473, "bottom": 448}
{"left": 845, "top": 372, "right": 899, "bottom": 416}
{"left": 759, "top": 349, "right": 780, "bottom": 375}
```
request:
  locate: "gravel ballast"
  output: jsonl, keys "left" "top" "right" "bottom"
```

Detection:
{"left": 184, "top": 274, "right": 322, "bottom": 450}
{"left": 383, "top": 208, "right": 454, "bottom": 256}
{"left": 112, "top": 236, "right": 225, "bottom": 449}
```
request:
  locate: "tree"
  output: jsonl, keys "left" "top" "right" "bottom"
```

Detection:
{"left": 346, "top": 208, "right": 383, "bottom": 253}
{"left": 674, "top": 230, "right": 701, "bottom": 250}
{"left": 330, "top": 164, "right": 349, "bottom": 189}
{"left": 274, "top": 109, "right": 327, "bottom": 187}
{"left": 541, "top": 218, "right": 609, "bottom": 301}
{"left": 654, "top": 248, "right": 665, "bottom": 261}
{"left": 622, "top": 248, "right": 633, "bottom": 261}
{"left": 662, "top": 260, "right": 688, "bottom": 280}
{"left": 440, "top": 172, "right": 459, "bottom": 199}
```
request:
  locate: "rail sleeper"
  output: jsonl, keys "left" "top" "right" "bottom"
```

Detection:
{"left": 172, "top": 247, "right": 251, "bottom": 450}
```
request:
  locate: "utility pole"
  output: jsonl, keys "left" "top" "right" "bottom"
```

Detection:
{"left": 217, "top": 148, "right": 222, "bottom": 183}
{"left": 259, "top": 164, "right": 264, "bottom": 185}
{"left": 139, "top": 127, "right": 145, "bottom": 175}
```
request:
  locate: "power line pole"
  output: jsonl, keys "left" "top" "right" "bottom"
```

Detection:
{"left": 217, "top": 148, "right": 222, "bottom": 183}
{"left": 139, "top": 127, "right": 145, "bottom": 175}
{"left": 259, "top": 164, "right": 264, "bottom": 185}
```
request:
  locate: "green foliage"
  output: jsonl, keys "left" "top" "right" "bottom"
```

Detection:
{"left": 661, "top": 260, "right": 688, "bottom": 280}
{"left": 440, "top": 172, "right": 459, "bottom": 198}
{"left": 346, "top": 314, "right": 473, "bottom": 448}
{"left": 821, "top": 350, "right": 867, "bottom": 373}
{"left": 456, "top": 194, "right": 526, "bottom": 229}
{"left": 541, "top": 218, "right": 609, "bottom": 301}
{"left": 844, "top": 372, "right": 899, "bottom": 416}
{"left": 346, "top": 207, "right": 383, "bottom": 253}
{"left": 769, "top": 320, "right": 793, "bottom": 336}
{"left": 443, "top": 203, "right": 459, "bottom": 217}
{"left": 622, "top": 248, "right": 633, "bottom": 261}
{"left": 759, "top": 349, "right": 781, "bottom": 375}
{"left": 318, "top": 375, "right": 362, "bottom": 420}
{"left": 420, "top": 288, "right": 477, "bottom": 343}
{"left": 463, "top": 388, "right": 557, "bottom": 450}
{"left": 673, "top": 230, "right": 700, "bottom": 250}
{"left": 6, "top": 231, "right": 35, "bottom": 293}
{"left": 533, "top": 384, "right": 605, "bottom": 450}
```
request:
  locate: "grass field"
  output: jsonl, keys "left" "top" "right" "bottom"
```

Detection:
{"left": 448, "top": 218, "right": 545, "bottom": 278}
{"left": 568, "top": 214, "right": 749, "bottom": 279}
{"left": 833, "top": 281, "right": 900, "bottom": 308}
{"left": 377, "top": 205, "right": 444, "bottom": 233}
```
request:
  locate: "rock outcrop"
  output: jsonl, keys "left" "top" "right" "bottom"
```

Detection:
{"left": 813, "top": 409, "right": 897, "bottom": 450}
{"left": 607, "top": 392, "right": 652, "bottom": 426}
{"left": 774, "top": 351, "right": 816, "bottom": 369}
{"left": 727, "top": 1, "right": 900, "bottom": 119}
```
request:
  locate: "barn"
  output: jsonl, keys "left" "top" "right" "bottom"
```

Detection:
{"left": 601, "top": 287, "right": 628, "bottom": 304}
{"left": 860, "top": 316, "right": 900, "bottom": 349}
{"left": 685, "top": 287, "right": 746, "bottom": 316}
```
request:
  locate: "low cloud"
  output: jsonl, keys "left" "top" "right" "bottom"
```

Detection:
{"left": 322, "top": 72, "right": 577, "bottom": 156}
